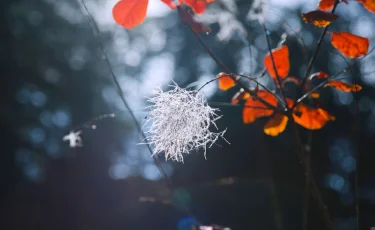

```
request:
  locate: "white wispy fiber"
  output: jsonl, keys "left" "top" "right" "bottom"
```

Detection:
{"left": 142, "top": 84, "right": 228, "bottom": 162}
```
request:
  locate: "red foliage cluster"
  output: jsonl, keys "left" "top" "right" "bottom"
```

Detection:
{"left": 112, "top": 0, "right": 215, "bottom": 29}
{"left": 217, "top": 0, "right": 371, "bottom": 136}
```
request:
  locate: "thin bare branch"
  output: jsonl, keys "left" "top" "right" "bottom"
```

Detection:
{"left": 179, "top": 7, "right": 282, "bottom": 113}
{"left": 297, "top": 0, "right": 340, "bottom": 106}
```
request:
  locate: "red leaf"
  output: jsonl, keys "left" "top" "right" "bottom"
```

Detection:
{"left": 357, "top": 0, "right": 375, "bottom": 13}
{"left": 324, "top": 80, "right": 362, "bottom": 92}
{"left": 263, "top": 113, "right": 289, "bottom": 136}
{"left": 177, "top": 6, "right": 212, "bottom": 33}
{"left": 243, "top": 90, "right": 277, "bottom": 124}
{"left": 302, "top": 10, "right": 338, "bottom": 27}
{"left": 293, "top": 104, "right": 335, "bottom": 130}
{"left": 318, "top": 0, "right": 335, "bottom": 11}
{"left": 309, "top": 71, "right": 329, "bottom": 80}
{"left": 112, "top": 0, "right": 149, "bottom": 29}
{"left": 331, "top": 32, "right": 370, "bottom": 58}
{"left": 217, "top": 72, "right": 236, "bottom": 90}
{"left": 264, "top": 45, "right": 290, "bottom": 79}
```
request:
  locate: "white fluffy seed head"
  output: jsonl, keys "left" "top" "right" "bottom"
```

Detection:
{"left": 142, "top": 84, "right": 227, "bottom": 163}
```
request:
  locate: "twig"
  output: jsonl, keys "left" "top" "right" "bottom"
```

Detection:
{"left": 292, "top": 122, "right": 333, "bottom": 230}
{"left": 296, "top": 0, "right": 340, "bottom": 107}
{"left": 80, "top": 0, "right": 177, "bottom": 207}
{"left": 352, "top": 69, "right": 360, "bottom": 230}
{"left": 209, "top": 102, "right": 277, "bottom": 110}
{"left": 179, "top": 11, "right": 282, "bottom": 113}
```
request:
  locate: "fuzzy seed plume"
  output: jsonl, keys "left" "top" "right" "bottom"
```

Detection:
{"left": 142, "top": 84, "right": 227, "bottom": 162}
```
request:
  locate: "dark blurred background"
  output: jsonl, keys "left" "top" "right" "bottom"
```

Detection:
{"left": 2, "top": 0, "right": 375, "bottom": 229}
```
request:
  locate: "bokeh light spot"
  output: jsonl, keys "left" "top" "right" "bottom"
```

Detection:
{"left": 52, "top": 109, "right": 71, "bottom": 128}
{"left": 109, "top": 164, "right": 131, "bottom": 180}
{"left": 16, "top": 87, "right": 31, "bottom": 104}
{"left": 44, "top": 138, "right": 61, "bottom": 158}
{"left": 141, "top": 164, "right": 162, "bottom": 181}
{"left": 24, "top": 162, "right": 44, "bottom": 183}
{"left": 28, "top": 127, "right": 46, "bottom": 144}
{"left": 44, "top": 67, "right": 61, "bottom": 84}
{"left": 326, "top": 173, "right": 345, "bottom": 192}
{"left": 39, "top": 110, "right": 53, "bottom": 127}
{"left": 340, "top": 156, "right": 356, "bottom": 173}
{"left": 31, "top": 90, "right": 47, "bottom": 107}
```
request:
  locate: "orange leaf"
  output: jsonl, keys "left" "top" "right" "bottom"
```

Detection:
{"left": 243, "top": 90, "right": 277, "bottom": 124}
{"left": 324, "top": 80, "right": 362, "bottom": 92}
{"left": 217, "top": 72, "right": 236, "bottom": 91}
{"left": 358, "top": 0, "right": 375, "bottom": 13}
{"left": 112, "top": 0, "right": 149, "bottom": 29}
{"left": 331, "top": 32, "right": 370, "bottom": 58}
{"left": 292, "top": 104, "right": 335, "bottom": 130}
{"left": 309, "top": 71, "right": 329, "bottom": 80}
{"left": 264, "top": 45, "right": 290, "bottom": 79}
{"left": 264, "top": 113, "right": 289, "bottom": 136}
{"left": 177, "top": 6, "right": 212, "bottom": 33}
{"left": 302, "top": 10, "right": 338, "bottom": 27}
{"left": 183, "top": 0, "right": 215, "bottom": 14}
{"left": 231, "top": 89, "right": 250, "bottom": 104}
{"left": 318, "top": 0, "right": 335, "bottom": 11}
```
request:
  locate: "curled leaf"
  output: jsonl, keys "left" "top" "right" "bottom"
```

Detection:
{"left": 231, "top": 89, "right": 251, "bottom": 104}
{"left": 264, "top": 45, "right": 290, "bottom": 79}
{"left": 302, "top": 10, "right": 338, "bottom": 27}
{"left": 112, "top": 0, "right": 149, "bottom": 29}
{"left": 293, "top": 104, "right": 335, "bottom": 130}
{"left": 357, "top": 0, "right": 375, "bottom": 13}
{"left": 178, "top": 6, "right": 212, "bottom": 33}
{"left": 331, "top": 32, "right": 370, "bottom": 58}
{"left": 309, "top": 71, "right": 329, "bottom": 80}
{"left": 243, "top": 90, "right": 277, "bottom": 124}
{"left": 324, "top": 80, "right": 362, "bottom": 92}
{"left": 217, "top": 72, "right": 236, "bottom": 90}
{"left": 318, "top": 0, "right": 335, "bottom": 11}
{"left": 264, "top": 113, "right": 289, "bottom": 136}
{"left": 283, "top": 76, "right": 302, "bottom": 86}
